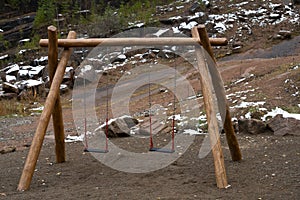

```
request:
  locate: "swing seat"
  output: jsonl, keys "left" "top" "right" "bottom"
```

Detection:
{"left": 149, "top": 147, "right": 175, "bottom": 153}
{"left": 84, "top": 148, "right": 108, "bottom": 153}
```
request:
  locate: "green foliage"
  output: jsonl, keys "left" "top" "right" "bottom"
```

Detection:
{"left": 118, "top": 0, "right": 155, "bottom": 25}
{"left": 0, "top": 34, "right": 10, "bottom": 50}
{"left": 3, "top": 0, "right": 35, "bottom": 13}
{"left": 33, "top": 0, "right": 56, "bottom": 29}
{"left": 21, "top": 34, "right": 40, "bottom": 50}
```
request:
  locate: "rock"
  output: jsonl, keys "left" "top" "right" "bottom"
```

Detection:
{"left": 142, "top": 52, "right": 156, "bottom": 59}
{"left": 2, "top": 82, "right": 19, "bottom": 93}
{"left": 189, "top": 2, "right": 204, "bottom": 14}
{"left": 238, "top": 119, "right": 271, "bottom": 135}
{"left": 232, "top": 46, "right": 242, "bottom": 53}
{"left": 232, "top": 41, "right": 243, "bottom": 48}
{"left": 0, "top": 92, "right": 18, "bottom": 100}
{"left": 272, "top": 3, "right": 284, "bottom": 10}
{"left": 112, "top": 54, "right": 126, "bottom": 63}
{"left": 102, "top": 116, "right": 139, "bottom": 137}
{"left": 293, "top": 0, "right": 300, "bottom": 5}
{"left": 0, "top": 72, "right": 6, "bottom": 82}
{"left": 159, "top": 18, "right": 175, "bottom": 25}
{"left": 124, "top": 48, "right": 148, "bottom": 58}
{"left": 159, "top": 16, "right": 186, "bottom": 25}
{"left": 269, "top": 13, "right": 281, "bottom": 20}
{"left": 238, "top": 16, "right": 248, "bottom": 22}
{"left": 267, "top": 114, "right": 300, "bottom": 136}
{"left": 28, "top": 65, "right": 45, "bottom": 79}
{"left": 0, "top": 146, "right": 16, "bottom": 154}
{"left": 278, "top": 30, "right": 292, "bottom": 39}
{"left": 210, "top": 6, "right": 220, "bottom": 14}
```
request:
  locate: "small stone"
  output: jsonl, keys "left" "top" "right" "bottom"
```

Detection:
{"left": 0, "top": 146, "right": 16, "bottom": 154}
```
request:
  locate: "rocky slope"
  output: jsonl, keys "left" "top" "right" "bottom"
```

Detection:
{"left": 0, "top": 0, "right": 299, "bottom": 103}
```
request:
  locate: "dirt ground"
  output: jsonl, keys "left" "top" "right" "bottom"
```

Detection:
{"left": 1, "top": 42, "right": 300, "bottom": 199}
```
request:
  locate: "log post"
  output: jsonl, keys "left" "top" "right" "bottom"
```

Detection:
{"left": 191, "top": 27, "right": 228, "bottom": 188}
{"left": 48, "top": 25, "right": 65, "bottom": 163}
{"left": 196, "top": 25, "right": 242, "bottom": 162}
{"left": 17, "top": 30, "right": 76, "bottom": 191}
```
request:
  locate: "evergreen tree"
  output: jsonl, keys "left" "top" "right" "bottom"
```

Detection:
{"left": 33, "top": 0, "right": 56, "bottom": 29}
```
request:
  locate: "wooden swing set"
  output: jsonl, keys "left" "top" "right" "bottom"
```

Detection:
{"left": 17, "top": 25, "right": 242, "bottom": 191}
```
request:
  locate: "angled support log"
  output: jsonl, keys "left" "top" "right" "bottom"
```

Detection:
{"left": 195, "top": 25, "right": 242, "bottom": 162}
{"left": 17, "top": 29, "right": 76, "bottom": 191}
{"left": 191, "top": 27, "right": 228, "bottom": 188}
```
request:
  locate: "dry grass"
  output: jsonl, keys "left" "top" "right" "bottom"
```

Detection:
{"left": 0, "top": 100, "right": 27, "bottom": 117}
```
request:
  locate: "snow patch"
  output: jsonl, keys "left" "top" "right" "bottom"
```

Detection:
{"left": 153, "top": 28, "right": 169, "bottom": 37}
{"left": 65, "top": 134, "right": 84, "bottom": 143}
{"left": 183, "top": 129, "right": 206, "bottom": 135}
{"left": 262, "top": 107, "right": 300, "bottom": 121}
{"left": 233, "top": 101, "right": 266, "bottom": 108}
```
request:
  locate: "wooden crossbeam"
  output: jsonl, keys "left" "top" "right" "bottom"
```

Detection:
{"left": 39, "top": 37, "right": 228, "bottom": 47}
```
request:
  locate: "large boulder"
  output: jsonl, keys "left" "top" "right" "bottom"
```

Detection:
{"left": 101, "top": 116, "right": 139, "bottom": 137}
{"left": 267, "top": 114, "right": 300, "bottom": 136}
{"left": 238, "top": 119, "right": 272, "bottom": 135}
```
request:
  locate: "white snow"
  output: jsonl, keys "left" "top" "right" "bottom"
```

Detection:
{"left": 28, "top": 65, "right": 45, "bottom": 77}
{"left": 233, "top": 101, "right": 266, "bottom": 108}
{"left": 153, "top": 28, "right": 169, "bottom": 37}
{"left": 60, "top": 84, "right": 68, "bottom": 90}
{"left": 128, "top": 22, "right": 144, "bottom": 28}
{"left": 81, "top": 65, "right": 92, "bottom": 73}
{"left": 6, "top": 64, "right": 19, "bottom": 74}
{"left": 292, "top": 91, "right": 299, "bottom": 97}
{"left": 168, "top": 114, "right": 187, "bottom": 121}
{"left": 183, "top": 129, "right": 205, "bottom": 135}
{"left": 176, "top": 5, "right": 184, "bottom": 10}
{"left": 19, "top": 49, "right": 27, "bottom": 54}
{"left": 65, "top": 134, "right": 84, "bottom": 143}
{"left": 30, "top": 106, "right": 44, "bottom": 111}
{"left": 21, "top": 65, "right": 32, "bottom": 70}
{"left": 169, "top": 16, "right": 182, "bottom": 20}
{"left": 179, "top": 21, "right": 198, "bottom": 30}
{"left": 22, "top": 79, "right": 43, "bottom": 87}
{"left": 188, "top": 12, "right": 205, "bottom": 21}
{"left": 214, "top": 22, "right": 227, "bottom": 33}
{"left": 65, "top": 66, "right": 74, "bottom": 73}
{"left": 6, "top": 75, "right": 16, "bottom": 82}
{"left": 235, "top": 1, "right": 249, "bottom": 7}
{"left": 262, "top": 107, "right": 300, "bottom": 121}
{"left": 0, "top": 54, "right": 8, "bottom": 60}
{"left": 96, "top": 115, "right": 134, "bottom": 130}
{"left": 245, "top": 112, "right": 251, "bottom": 119}
{"left": 19, "top": 38, "right": 30, "bottom": 43}
{"left": 172, "top": 27, "right": 181, "bottom": 34}
{"left": 117, "top": 54, "right": 126, "bottom": 60}
{"left": 234, "top": 77, "right": 246, "bottom": 84}
{"left": 203, "top": 0, "right": 210, "bottom": 6}
{"left": 18, "top": 70, "right": 29, "bottom": 76}
{"left": 34, "top": 56, "right": 48, "bottom": 62}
